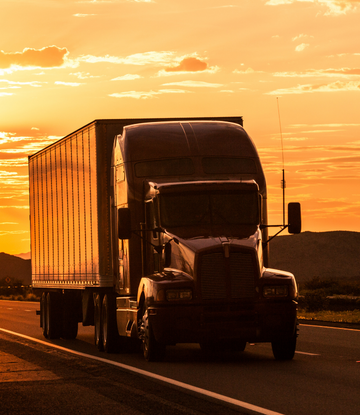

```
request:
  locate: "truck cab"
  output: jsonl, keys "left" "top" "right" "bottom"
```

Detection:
{"left": 111, "top": 121, "right": 300, "bottom": 361}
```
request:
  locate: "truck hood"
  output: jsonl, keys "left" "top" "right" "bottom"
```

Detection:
{"left": 166, "top": 228, "right": 262, "bottom": 278}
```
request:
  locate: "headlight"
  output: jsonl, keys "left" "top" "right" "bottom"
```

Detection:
{"left": 263, "top": 285, "right": 288, "bottom": 298}
{"left": 166, "top": 289, "right": 192, "bottom": 301}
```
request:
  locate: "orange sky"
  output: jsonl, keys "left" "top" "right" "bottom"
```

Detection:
{"left": 1, "top": 0, "right": 360, "bottom": 255}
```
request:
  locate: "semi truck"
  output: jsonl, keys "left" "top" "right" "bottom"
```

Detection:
{"left": 28, "top": 117, "right": 301, "bottom": 361}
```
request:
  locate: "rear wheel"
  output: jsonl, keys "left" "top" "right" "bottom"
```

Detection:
{"left": 45, "top": 292, "right": 62, "bottom": 339}
{"left": 101, "top": 294, "right": 120, "bottom": 353}
{"left": 140, "top": 306, "right": 166, "bottom": 362}
{"left": 61, "top": 292, "right": 79, "bottom": 340}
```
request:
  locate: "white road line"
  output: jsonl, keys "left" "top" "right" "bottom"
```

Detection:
{"left": 0, "top": 327, "right": 284, "bottom": 415}
{"left": 295, "top": 351, "right": 319, "bottom": 356}
{"left": 300, "top": 324, "right": 360, "bottom": 332}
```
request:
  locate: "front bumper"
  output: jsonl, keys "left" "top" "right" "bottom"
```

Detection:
{"left": 148, "top": 300, "right": 297, "bottom": 345}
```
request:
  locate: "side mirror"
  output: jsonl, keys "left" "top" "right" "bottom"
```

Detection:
{"left": 288, "top": 202, "right": 301, "bottom": 234}
{"left": 118, "top": 208, "right": 132, "bottom": 240}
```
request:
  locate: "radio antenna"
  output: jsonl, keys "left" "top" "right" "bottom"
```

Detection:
{"left": 277, "top": 97, "right": 286, "bottom": 227}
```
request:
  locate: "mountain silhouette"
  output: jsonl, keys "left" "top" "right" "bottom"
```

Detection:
{"left": 0, "top": 231, "right": 359, "bottom": 287}
{"left": 269, "top": 231, "right": 360, "bottom": 283}
{"left": 0, "top": 252, "right": 31, "bottom": 286}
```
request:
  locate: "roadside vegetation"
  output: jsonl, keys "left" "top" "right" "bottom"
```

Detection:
{"left": 298, "top": 276, "right": 360, "bottom": 324}
{"left": 1, "top": 276, "right": 360, "bottom": 325}
{"left": 0, "top": 278, "right": 39, "bottom": 301}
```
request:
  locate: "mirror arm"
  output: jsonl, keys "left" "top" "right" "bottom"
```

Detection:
{"left": 262, "top": 225, "right": 288, "bottom": 245}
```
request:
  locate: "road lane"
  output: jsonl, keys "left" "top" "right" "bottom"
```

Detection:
{"left": 1, "top": 300, "right": 360, "bottom": 415}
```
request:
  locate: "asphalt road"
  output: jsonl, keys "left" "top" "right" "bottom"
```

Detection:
{"left": 1, "top": 300, "right": 360, "bottom": 415}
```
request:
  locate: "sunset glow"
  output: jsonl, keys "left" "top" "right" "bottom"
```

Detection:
{"left": 1, "top": 0, "right": 360, "bottom": 254}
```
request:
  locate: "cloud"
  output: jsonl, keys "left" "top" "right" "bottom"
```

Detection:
{"left": 165, "top": 57, "right": 208, "bottom": 73}
{"left": 111, "top": 74, "right": 142, "bottom": 81}
{"left": 265, "top": 0, "right": 360, "bottom": 16}
{"left": 109, "top": 89, "right": 190, "bottom": 99}
{"left": 70, "top": 72, "right": 100, "bottom": 79}
{"left": 161, "top": 80, "right": 223, "bottom": 88}
{"left": 73, "top": 14, "right": 96, "bottom": 17}
{"left": 157, "top": 56, "right": 219, "bottom": 77}
{"left": 295, "top": 43, "right": 309, "bottom": 52}
{"left": 0, "top": 229, "right": 28, "bottom": 235}
{"left": 0, "top": 46, "right": 69, "bottom": 70}
{"left": 267, "top": 80, "right": 360, "bottom": 94}
{"left": 78, "top": 51, "right": 175, "bottom": 65}
{"left": 54, "top": 81, "right": 82, "bottom": 87}
{"left": 292, "top": 34, "right": 313, "bottom": 41}
{"left": 233, "top": 67, "right": 259, "bottom": 74}
{"left": 0, "top": 80, "right": 45, "bottom": 88}
{"left": 274, "top": 67, "right": 360, "bottom": 78}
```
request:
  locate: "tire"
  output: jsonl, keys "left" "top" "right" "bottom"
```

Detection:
{"left": 101, "top": 294, "right": 120, "bottom": 353}
{"left": 140, "top": 306, "right": 166, "bottom": 362}
{"left": 61, "top": 292, "right": 79, "bottom": 340}
{"left": 271, "top": 332, "right": 297, "bottom": 361}
{"left": 94, "top": 293, "right": 103, "bottom": 351}
{"left": 45, "top": 292, "right": 62, "bottom": 339}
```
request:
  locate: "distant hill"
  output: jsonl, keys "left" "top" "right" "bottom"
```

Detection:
{"left": 14, "top": 252, "right": 31, "bottom": 260}
{"left": 1, "top": 231, "right": 359, "bottom": 287}
{"left": 269, "top": 231, "right": 360, "bottom": 283}
{"left": 0, "top": 252, "right": 31, "bottom": 285}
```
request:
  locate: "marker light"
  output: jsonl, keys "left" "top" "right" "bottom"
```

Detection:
{"left": 263, "top": 285, "right": 288, "bottom": 298}
{"left": 166, "top": 289, "right": 192, "bottom": 301}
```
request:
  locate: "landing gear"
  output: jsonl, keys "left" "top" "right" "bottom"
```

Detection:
{"left": 101, "top": 294, "right": 120, "bottom": 353}
{"left": 94, "top": 292, "right": 104, "bottom": 351}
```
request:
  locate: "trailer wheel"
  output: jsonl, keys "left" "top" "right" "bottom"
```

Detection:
{"left": 45, "top": 292, "right": 62, "bottom": 339}
{"left": 94, "top": 293, "right": 103, "bottom": 351}
{"left": 140, "top": 306, "right": 166, "bottom": 362}
{"left": 61, "top": 293, "right": 79, "bottom": 340}
{"left": 101, "top": 294, "right": 120, "bottom": 353}
{"left": 271, "top": 332, "right": 297, "bottom": 361}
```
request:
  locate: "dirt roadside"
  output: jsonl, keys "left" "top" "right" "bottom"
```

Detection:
{"left": 0, "top": 331, "right": 245, "bottom": 415}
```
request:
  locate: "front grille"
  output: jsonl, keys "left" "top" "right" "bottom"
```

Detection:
{"left": 200, "top": 250, "right": 257, "bottom": 300}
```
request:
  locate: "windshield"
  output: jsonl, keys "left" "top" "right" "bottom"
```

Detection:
{"left": 159, "top": 191, "right": 259, "bottom": 232}
{"left": 202, "top": 157, "right": 257, "bottom": 174}
{"left": 135, "top": 158, "right": 194, "bottom": 177}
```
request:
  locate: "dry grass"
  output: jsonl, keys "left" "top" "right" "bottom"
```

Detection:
{"left": 298, "top": 309, "right": 360, "bottom": 325}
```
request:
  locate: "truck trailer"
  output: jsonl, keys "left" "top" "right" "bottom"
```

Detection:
{"left": 28, "top": 117, "right": 301, "bottom": 361}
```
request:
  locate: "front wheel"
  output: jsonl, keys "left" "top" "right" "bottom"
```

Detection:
{"left": 140, "top": 307, "right": 166, "bottom": 362}
{"left": 271, "top": 332, "right": 297, "bottom": 360}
